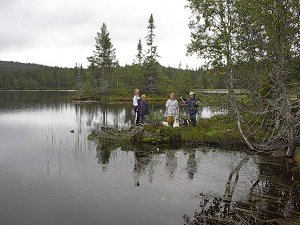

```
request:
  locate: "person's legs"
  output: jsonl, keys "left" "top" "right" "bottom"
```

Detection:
{"left": 167, "top": 116, "right": 175, "bottom": 126}
{"left": 134, "top": 106, "right": 141, "bottom": 125}
{"left": 136, "top": 112, "right": 141, "bottom": 125}
{"left": 190, "top": 113, "right": 196, "bottom": 126}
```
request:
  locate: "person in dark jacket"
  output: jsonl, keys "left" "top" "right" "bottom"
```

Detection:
{"left": 140, "top": 94, "right": 150, "bottom": 124}
{"left": 180, "top": 91, "right": 200, "bottom": 126}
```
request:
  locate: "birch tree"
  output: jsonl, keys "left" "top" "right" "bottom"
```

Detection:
{"left": 187, "top": 0, "right": 300, "bottom": 156}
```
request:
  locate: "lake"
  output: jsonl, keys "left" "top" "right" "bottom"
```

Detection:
{"left": 0, "top": 91, "right": 299, "bottom": 225}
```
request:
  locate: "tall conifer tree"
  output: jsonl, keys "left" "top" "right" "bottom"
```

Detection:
{"left": 87, "top": 23, "right": 117, "bottom": 92}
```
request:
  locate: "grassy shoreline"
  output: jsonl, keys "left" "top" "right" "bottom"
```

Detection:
{"left": 72, "top": 92, "right": 232, "bottom": 106}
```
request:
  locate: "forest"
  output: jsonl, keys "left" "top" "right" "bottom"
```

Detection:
{"left": 0, "top": 60, "right": 227, "bottom": 94}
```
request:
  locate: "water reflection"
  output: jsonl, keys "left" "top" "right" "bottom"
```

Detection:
{"left": 0, "top": 91, "right": 227, "bottom": 130}
{"left": 165, "top": 150, "right": 178, "bottom": 179}
{"left": 183, "top": 156, "right": 300, "bottom": 225}
{"left": 0, "top": 91, "right": 299, "bottom": 225}
{"left": 185, "top": 151, "right": 198, "bottom": 180}
{"left": 133, "top": 150, "right": 154, "bottom": 186}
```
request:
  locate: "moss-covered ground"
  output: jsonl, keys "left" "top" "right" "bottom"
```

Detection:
{"left": 141, "top": 114, "right": 245, "bottom": 148}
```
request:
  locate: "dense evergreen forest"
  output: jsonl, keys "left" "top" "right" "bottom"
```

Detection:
{"left": 0, "top": 61, "right": 75, "bottom": 90}
{"left": 0, "top": 60, "right": 227, "bottom": 93}
{"left": 1, "top": 59, "right": 297, "bottom": 94}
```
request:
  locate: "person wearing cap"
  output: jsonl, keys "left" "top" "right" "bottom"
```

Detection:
{"left": 140, "top": 94, "right": 150, "bottom": 124}
{"left": 180, "top": 92, "right": 199, "bottom": 126}
{"left": 165, "top": 92, "right": 179, "bottom": 127}
{"left": 133, "top": 89, "right": 141, "bottom": 125}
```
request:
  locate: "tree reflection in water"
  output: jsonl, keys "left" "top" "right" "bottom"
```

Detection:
{"left": 185, "top": 150, "right": 198, "bottom": 180}
{"left": 183, "top": 157, "right": 300, "bottom": 225}
{"left": 133, "top": 150, "right": 153, "bottom": 186}
{"left": 165, "top": 150, "right": 178, "bottom": 179}
{"left": 96, "top": 142, "right": 111, "bottom": 171}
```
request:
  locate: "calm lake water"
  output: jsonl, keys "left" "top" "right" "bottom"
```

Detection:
{"left": 0, "top": 91, "right": 299, "bottom": 225}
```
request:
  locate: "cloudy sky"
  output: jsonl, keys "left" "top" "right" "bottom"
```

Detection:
{"left": 0, "top": 0, "right": 202, "bottom": 69}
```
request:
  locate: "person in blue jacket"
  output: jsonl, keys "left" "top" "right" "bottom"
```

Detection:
{"left": 180, "top": 92, "right": 200, "bottom": 126}
{"left": 140, "top": 94, "right": 150, "bottom": 124}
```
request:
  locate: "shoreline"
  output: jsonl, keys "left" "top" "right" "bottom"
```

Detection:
{"left": 0, "top": 89, "right": 76, "bottom": 92}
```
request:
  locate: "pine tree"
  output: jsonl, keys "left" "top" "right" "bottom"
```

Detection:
{"left": 145, "top": 14, "right": 159, "bottom": 63}
{"left": 87, "top": 23, "right": 117, "bottom": 92}
{"left": 143, "top": 14, "right": 160, "bottom": 93}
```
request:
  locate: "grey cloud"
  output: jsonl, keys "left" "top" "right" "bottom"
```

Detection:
{"left": 0, "top": 0, "right": 201, "bottom": 68}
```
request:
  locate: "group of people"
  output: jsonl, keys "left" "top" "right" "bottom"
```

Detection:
{"left": 132, "top": 89, "right": 200, "bottom": 127}
{"left": 133, "top": 89, "right": 150, "bottom": 126}
{"left": 165, "top": 91, "right": 199, "bottom": 127}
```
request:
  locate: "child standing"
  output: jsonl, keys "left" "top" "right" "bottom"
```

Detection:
{"left": 165, "top": 92, "right": 179, "bottom": 127}
{"left": 140, "top": 94, "right": 150, "bottom": 124}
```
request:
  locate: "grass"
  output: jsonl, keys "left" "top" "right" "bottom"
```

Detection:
{"left": 141, "top": 114, "right": 245, "bottom": 148}
{"left": 180, "top": 114, "right": 244, "bottom": 148}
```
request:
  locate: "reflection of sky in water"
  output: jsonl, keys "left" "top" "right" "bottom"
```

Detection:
{"left": 0, "top": 95, "right": 227, "bottom": 129}
{"left": 200, "top": 106, "right": 228, "bottom": 118}
{"left": 92, "top": 108, "right": 129, "bottom": 127}
{"left": 0, "top": 99, "right": 261, "bottom": 225}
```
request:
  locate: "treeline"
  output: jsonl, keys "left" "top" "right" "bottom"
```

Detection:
{"left": 1, "top": 59, "right": 297, "bottom": 93}
{"left": 0, "top": 61, "right": 74, "bottom": 90}
{"left": 0, "top": 60, "right": 227, "bottom": 93}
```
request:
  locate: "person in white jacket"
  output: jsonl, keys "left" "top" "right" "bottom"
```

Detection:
{"left": 132, "top": 89, "right": 141, "bottom": 125}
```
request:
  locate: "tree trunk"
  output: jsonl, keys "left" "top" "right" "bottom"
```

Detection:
{"left": 227, "top": 68, "right": 256, "bottom": 151}
{"left": 298, "top": 86, "right": 300, "bottom": 110}
{"left": 285, "top": 93, "right": 295, "bottom": 157}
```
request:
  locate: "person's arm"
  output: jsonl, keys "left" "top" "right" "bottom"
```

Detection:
{"left": 179, "top": 96, "right": 186, "bottom": 104}
{"left": 175, "top": 101, "right": 179, "bottom": 117}
{"left": 165, "top": 100, "right": 169, "bottom": 116}
{"left": 195, "top": 98, "right": 200, "bottom": 107}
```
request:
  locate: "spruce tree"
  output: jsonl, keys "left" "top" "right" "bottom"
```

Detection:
{"left": 135, "top": 39, "right": 143, "bottom": 65}
{"left": 143, "top": 14, "right": 160, "bottom": 93}
{"left": 87, "top": 23, "right": 117, "bottom": 92}
{"left": 75, "top": 63, "right": 84, "bottom": 95}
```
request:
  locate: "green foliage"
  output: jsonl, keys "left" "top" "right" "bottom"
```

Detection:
{"left": 87, "top": 23, "right": 117, "bottom": 69}
{"left": 181, "top": 114, "right": 244, "bottom": 147}
{"left": 187, "top": 0, "right": 239, "bottom": 67}
{"left": 143, "top": 114, "right": 246, "bottom": 148}
{"left": 142, "top": 125, "right": 182, "bottom": 145}
{"left": 0, "top": 61, "right": 75, "bottom": 90}
{"left": 81, "top": 71, "right": 96, "bottom": 96}
{"left": 87, "top": 23, "right": 117, "bottom": 93}
{"left": 0, "top": 60, "right": 230, "bottom": 95}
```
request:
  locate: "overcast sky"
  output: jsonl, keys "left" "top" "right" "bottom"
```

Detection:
{"left": 0, "top": 0, "right": 202, "bottom": 69}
